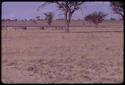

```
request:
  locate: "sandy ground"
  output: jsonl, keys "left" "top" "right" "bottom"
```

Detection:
{"left": 2, "top": 26, "right": 123, "bottom": 84}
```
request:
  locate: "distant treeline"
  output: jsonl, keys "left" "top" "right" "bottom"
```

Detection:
{"left": 2, "top": 17, "right": 121, "bottom": 22}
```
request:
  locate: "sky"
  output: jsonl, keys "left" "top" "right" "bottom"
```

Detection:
{"left": 2, "top": 2, "right": 121, "bottom": 20}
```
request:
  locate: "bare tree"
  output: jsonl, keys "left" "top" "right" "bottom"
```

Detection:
{"left": 85, "top": 11, "right": 107, "bottom": 28}
{"left": 37, "top": 1, "right": 84, "bottom": 32}
{"left": 44, "top": 12, "right": 54, "bottom": 26}
{"left": 110, "top": 1, "right": 123, "bottom": 18}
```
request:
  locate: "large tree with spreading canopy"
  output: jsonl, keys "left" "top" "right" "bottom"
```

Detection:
{"left": 37, "top": 1, "right": 84, "bottom": 32}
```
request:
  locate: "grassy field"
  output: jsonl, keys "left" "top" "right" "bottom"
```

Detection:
{"left": 2, "top": 25, "right": 123, "bottom": 83}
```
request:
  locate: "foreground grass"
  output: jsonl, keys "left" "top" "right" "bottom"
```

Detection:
{"left": 2, "top": 28, "right": 123, "bottom": 83}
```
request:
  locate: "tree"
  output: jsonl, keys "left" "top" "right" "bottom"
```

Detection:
{"left": 24, "top": 19, "right": 27, "bottom": 21}
{"left": 37, "top": 1, "right": 84, "bottom": 32}
{"left": 36, "top": 16, "right": 41, "bottom": 20}
{"left": 44, "top": 12, "right": 54, "bottom": 26}
{"left": 85, "top": 11, "right": 107, "bottom": 28}
{"left": 14, "top": 19, "right": 17, "bottom": 21}
{"left": 30, "top": 19, "right": 33, "bottom": 21}
{"left": 110, "top": 1, "right": 123, "bottom": 18}
{"left": 110, "top": 17, "right": 116, "bottom": 21}
{"left": 30, "top": 19, "right": 37, "bottom": 23}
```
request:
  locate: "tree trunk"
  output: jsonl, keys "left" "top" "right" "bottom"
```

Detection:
{"left": 66, "top": 20, "right": 70, "bottom": 32}
{"left": 65, "top": 10, "right": 70, "bottom": 33}
{"left": 65, "top": 12, "right": 72, "bottom": 33}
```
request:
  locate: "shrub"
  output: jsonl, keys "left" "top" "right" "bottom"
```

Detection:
{"left": 85, "top": 11, "right": 107, "bottom": 28}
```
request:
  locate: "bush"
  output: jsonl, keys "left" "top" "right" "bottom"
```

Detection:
{"left": 85, "top": 11, "right": 107, "bottom": 28}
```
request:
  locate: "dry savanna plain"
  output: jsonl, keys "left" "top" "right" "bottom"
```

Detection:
{"left": 2, "top": 21, "right": 124, "bottom": 83}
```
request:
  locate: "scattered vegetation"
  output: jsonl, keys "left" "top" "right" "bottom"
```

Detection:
{"left": 110, "top": 1, "right": 123, "bottom": 18}
{"left": 38, "top": 1, "right": 84, "bottom": 32}
{"left": 44, "top": 12, "right": 54, "bottom": 26}
{"left": 110, "top": 17, "right": 116, "bottom": 21}
{"left": 85, "top": 11, "right": 107, "bottom": 28}
{"left": 36, "top": 16, "right": 41, "bottom": 20}
{"left": 2, "top": 2, "right": 123, "bottom": 31}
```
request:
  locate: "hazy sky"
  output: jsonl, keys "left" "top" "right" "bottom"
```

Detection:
{"left": 2, "top": 2, "right": 121, "bottom": 20}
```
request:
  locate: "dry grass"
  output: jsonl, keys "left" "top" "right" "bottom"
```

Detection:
{"left": 2, "top": 25, "right": 123, "bottom": 83}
